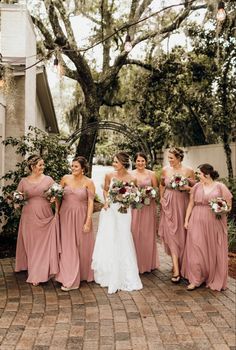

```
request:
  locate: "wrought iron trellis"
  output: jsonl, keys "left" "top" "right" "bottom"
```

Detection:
{"left": 67, "top": 121, "right": 154, "bottom": 166}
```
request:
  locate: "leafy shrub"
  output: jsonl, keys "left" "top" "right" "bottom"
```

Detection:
{"left": 0, "top": 126, "right": 72, "bottom": 236}
{"left": 228, "top": 219, "right": 236, "bottom": 252}
{"left": 220, "top": 177, "right": 236, "bottom": 223}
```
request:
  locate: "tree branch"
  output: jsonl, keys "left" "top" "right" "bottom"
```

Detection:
{"left": 31, "top": 15, "right": 55, "bottom": 49}
{"left": 53, "top": 0, "right": 77, "bottom": 46}
{"left": 124, "top": 58, "right": 161, "bottom": 73}
{"left": 44, "top": 0, "right": 67, "bottom": 44}
{"left": 133, "top": 3, "right": 207, "bottom": 47}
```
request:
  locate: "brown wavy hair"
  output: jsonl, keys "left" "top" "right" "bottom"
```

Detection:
{"left": 72, "top": 156, "right": 89, "bottom": 174}
{"left": 114, "top": 152, "right": 130, "bottom": 169}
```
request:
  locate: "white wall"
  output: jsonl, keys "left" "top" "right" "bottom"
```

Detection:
{"left": 1, "top": 6, "right": 27, "bottom": 60}
{"left": 163, "top": 143, "right": 236, "bottom": 178}
{"left": 24, "top": 9, "right": 37, "bottom": 132}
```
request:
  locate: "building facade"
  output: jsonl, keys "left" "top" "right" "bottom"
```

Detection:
{"left": 0, "top": 2, "right": 58, "bottom": 187}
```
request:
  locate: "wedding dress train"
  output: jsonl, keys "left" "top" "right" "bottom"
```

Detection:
{"left": 92, "top": 203, "right": 143, "bottom": 294}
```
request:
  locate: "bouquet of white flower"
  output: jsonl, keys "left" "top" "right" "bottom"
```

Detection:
{"left": 169, "top": 174, "right": 188, "bottom": 190}
{"left": 108, "top": 180, "right": 138, "bottom": 213}
{"left": 131, "top": 186, "right": 158, "bottom": 209}
{"left": 209, "top": 197, "right": 229, "bottom": 219}
{"left": 44, "top": 183, "right": 64, "bottom": 201}
{"left": 12, "top": 191, "right": 28, "bottom": 205}
{"left": 5, "top": 190, "right": 28, "bottom": 216}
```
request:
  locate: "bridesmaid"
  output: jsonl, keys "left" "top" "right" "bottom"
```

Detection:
{"left": 181, "top": 164, "right": 232, "bottom": 291}
{"left": 131, "top": 152, "right": 159, "bottom": 273}
{"left": 15, "top": 155, "right": 60, "bottom": 286}
{"left": 158, "top": 147, "right": 195, "bottom": 283}
{"left": 56, "top": 156, "right": 95, "bottom": 291}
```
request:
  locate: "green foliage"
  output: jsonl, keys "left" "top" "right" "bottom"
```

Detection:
{"left": 228, "top": 220, "right": 236, "bottom": 252}
{"left": 0, "top": 127, "right": 72, "bottom": 236}
{"left": 153, "top": 164, "right": 163, "bottom": 184}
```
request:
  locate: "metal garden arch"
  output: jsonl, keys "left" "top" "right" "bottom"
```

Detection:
{"left": 67, "top": 121, "right": 154, "bottom": 166}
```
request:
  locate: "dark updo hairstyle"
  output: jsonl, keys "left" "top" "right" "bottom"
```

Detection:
{"left": 169, "top": 147, "right": 184, "bottom": 162}
{"left": 27, "top": 154, "right": 43, "bottom": 171}
{"left": 72, "top": 156, "right": 89, "bottom": 175}
{"left": 114, "top": 152, "right": 130, "bottom": 169}
{"left": 134, "top": 152, "right": 147, "bottom": 163}
{"left": 198, "top": 163, "right": 219, "bottom": 180}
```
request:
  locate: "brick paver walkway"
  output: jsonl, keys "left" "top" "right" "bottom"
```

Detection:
{"left": 0, "top": 214, "right": 235, "bottom": 350}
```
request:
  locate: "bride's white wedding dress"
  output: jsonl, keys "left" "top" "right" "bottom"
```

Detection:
{"left": 92, "top": 201, "right": 143, "bottom": 294}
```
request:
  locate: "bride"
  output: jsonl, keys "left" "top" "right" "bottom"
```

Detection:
{"left": 92, "top": 152, "right": 143, "bottom": 294}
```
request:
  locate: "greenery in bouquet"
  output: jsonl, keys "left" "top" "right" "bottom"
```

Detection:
{"left": 44, "top": 183, "right": 64, "bottom": 202}
{"left": 5, "top": 190, "right": 28, "bottom": 217}
{"left": 209, "top": 197, "right": 229, "bottom": 220}
{"left": 169, "top": 174, "right": 188, "bottom": 190}
{"left": 108, "top": 180, "right": 137, "bottom": 213}
{"left": 131, "top": 186, "right": 158, "bottom": 209}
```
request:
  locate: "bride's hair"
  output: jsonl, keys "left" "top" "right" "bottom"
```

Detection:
{"left": 115, "top": 152, "right": 130, "bottom": 169}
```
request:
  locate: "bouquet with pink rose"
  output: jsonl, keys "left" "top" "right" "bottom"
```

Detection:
{"left": 209, "top": 197, "right": 229, "bottom": 219}
{"left": 169, "top": 174, "right": 188, "bottom": 190}
{"left": 131, "top": 186, "right": 158, "bottom": 209}
{"left": 108, "top": 180, "right": 138, "bottom": 213}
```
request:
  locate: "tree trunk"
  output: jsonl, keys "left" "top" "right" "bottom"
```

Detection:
{"left": 76, "top": 131, "right": 97, "bottom": 176}
{"left": 75, "top": 96, "right": 100, "bottom": 176}
{"left": 222, "top": 135, "right": 234, "bottom": 180}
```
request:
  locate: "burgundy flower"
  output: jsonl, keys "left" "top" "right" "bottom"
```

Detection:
{"left": 119, "top": 187, "right": 126, "bottom": 194}
{"left": 175, "top": 177, "right": 181, "bottom": 182}
{"left": 217, "top": 201, "right": 223, "bottom": 207}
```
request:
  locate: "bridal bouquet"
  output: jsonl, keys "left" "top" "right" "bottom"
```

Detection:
{"left": 169, "top": 174, "right": 188, "bottom": 190}
{"left": 209, "top": 197, "right": 229, "bottom": 220}
{"left": 108, "top": 180, "right": 138, "bottom": 213}
{"left": 132, "top": 186, "right": 158, "bottom": 209}
{"left": 44, "top": 183, "right": 64, "bottom": 201}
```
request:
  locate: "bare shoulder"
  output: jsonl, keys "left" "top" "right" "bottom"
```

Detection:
{"left": 105, "top": 172, "right": 115, "bottom": 180}
{"left": 161, "top": 166, "right": 169, "bottom": 176}
{"left": 84, "top": 177, "right": 94, "bottom": 185}
{"left": 147, "top": 169, "right": 155, "bottom": 176}
{"left": 61, "top": 174, "right": 71, "bottom": 184}
{"left": 183, "top": 165, "right": 194, "bottom": 176}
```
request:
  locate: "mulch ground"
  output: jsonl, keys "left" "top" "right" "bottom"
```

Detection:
{"left": 0, "top": 235, "right": 235, "bottom": 279}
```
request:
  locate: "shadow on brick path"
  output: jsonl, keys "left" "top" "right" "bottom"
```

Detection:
{"left": 0, "top": 213, "right": 235, "bottom": 350}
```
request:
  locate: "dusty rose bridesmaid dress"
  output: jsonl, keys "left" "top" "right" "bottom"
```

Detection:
{"left": 158, "top": 177, "right": 190, "bottom": 266}
{"left": 15, "top": 176, "right": 60, "bottom": 284}
{"left": 56, "top": 186, "right": 94, "bottom": 288}
{"left": 131, "top": 176, "right": 159, "bottom": 273}
{"left": 181, "top": 182, "right": 232, "bottom": 291}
